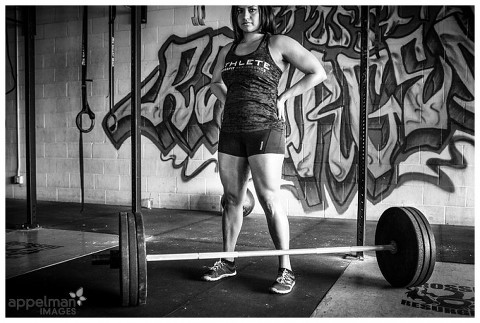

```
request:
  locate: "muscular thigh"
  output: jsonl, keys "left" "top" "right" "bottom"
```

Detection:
{"left": 248, "top": 153, "right": 284, "bottom": 194}
{"left": 218, "top": 152, "right": 251, "bottom": 202}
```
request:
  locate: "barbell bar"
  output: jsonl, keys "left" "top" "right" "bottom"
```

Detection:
{"left": 92, "top": 206, "right": 436, "bottom": 306}
{"left": 92, "top": 242, "right": 396, "bottom": 264}
{"left": 145, "top": 244, "right": 396, "bottom": 262}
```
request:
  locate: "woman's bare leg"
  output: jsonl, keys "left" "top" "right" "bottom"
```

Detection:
{"left": 248, "top": 153, "right": 291, "bottom": 270}
{"left": 218, "top": 152, "right": 250, "bottom": 262}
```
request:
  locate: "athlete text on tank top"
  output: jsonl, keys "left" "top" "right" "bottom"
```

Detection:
{"left": 220, "top": 33, "right": 284, "bottom": 133}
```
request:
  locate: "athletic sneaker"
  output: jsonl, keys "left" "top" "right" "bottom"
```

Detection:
{"left": 270, "top": 268, "right": 296, "bottom": 294}
{"left": 201, "top": 259, "right": 237, "bottom": 281}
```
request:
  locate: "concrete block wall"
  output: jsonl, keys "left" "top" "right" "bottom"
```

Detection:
{"left": 5, "top": 6, "right": 475, "bottom": 226}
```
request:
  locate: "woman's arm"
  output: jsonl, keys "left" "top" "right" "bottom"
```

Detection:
{"left": 271, "top": 35, "right": 327, "bottom": 119}
{"left": 209, "top": 43, "right": 232, "bottom": 103}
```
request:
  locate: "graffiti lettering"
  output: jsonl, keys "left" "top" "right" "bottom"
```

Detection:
{"left": 103, "top": 6, "right": 474, "bottom": 214}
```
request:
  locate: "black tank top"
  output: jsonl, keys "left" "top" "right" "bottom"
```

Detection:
{"left": 221, "top": 33, "right": 284, "bottom": 133}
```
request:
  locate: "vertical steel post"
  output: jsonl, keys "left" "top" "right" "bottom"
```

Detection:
{"left": 79, "top": 6, "right": 87, "bottom": 212}
{"left": 356, "top": 5, "right": 369, "bottom": 257}
{"left": 23, "top": 6, "right": 38, "bottom": 228}
{"left": 131, "top": 7, "right": 142, "bottom": 213}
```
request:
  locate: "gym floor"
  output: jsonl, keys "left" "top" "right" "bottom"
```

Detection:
{"left": 5, "top": 199, "right": 475, "bottom": 318}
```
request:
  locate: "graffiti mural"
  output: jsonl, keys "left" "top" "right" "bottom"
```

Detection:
{"left": 103, "top": 6, "right": 474, "bottom": 214}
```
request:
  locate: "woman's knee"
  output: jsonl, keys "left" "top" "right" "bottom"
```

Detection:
{"left": 222, "top": 192, "right": 245, "bottom": 211}
{"left": 257, "top": 191, "right": 281, "bottom": 217}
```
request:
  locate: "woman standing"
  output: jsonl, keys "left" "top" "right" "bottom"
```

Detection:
{"left": 202, "top": 5, "right": 326, "bottom": 294}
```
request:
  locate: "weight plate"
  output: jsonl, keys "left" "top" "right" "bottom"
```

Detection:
{"left": 243, "top": 189, "right": 255, "bottom": 216}
{"left": 405, "top": 207, "right": 436, "bottom": 286}
{"left": 119, "top": 212, "right": 130, "bottom": 306}
{"left": 134, "top": 212, "right": 148, "bottom": 305}
{"left": 400, "top": 207, "right": 427, "bottom": 286}
{"left": 375, "top": 207, "right": 425, "bottom": 288}
{"left": 127, "top": 212, "right": 139, "bottom": 306}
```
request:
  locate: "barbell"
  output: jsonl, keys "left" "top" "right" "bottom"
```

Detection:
{"left": 92, "top": 206, "right": 436, "bottom": 306}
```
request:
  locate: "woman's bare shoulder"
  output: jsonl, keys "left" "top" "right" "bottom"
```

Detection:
{"left": 269, "top": 34, "right": 297, "bottom": 47}
{"left": 269, "top": 34, "right": 303, "bottom": 62}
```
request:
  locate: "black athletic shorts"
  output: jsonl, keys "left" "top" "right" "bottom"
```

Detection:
{"left": 218, "top": 128, "right": 285, "bottom": 157}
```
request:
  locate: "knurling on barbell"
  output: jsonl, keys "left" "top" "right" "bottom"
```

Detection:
{"left": 95, "top": 207, "right": 436, "bottom": 306}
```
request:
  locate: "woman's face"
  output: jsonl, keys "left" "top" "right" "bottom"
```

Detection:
{"left": 236, "top": 6, "right": 261, "bottom": 34}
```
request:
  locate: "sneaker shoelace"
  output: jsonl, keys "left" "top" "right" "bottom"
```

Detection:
{"left": 209, "top": 260, "right": 224, "bottom": 271}
{"left": 277, "top": 269, "right": 293, "bottom": 284}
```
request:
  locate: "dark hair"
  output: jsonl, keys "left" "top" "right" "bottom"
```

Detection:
{"left": 230, "top": 6, "right": 276, "bottom": 43}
